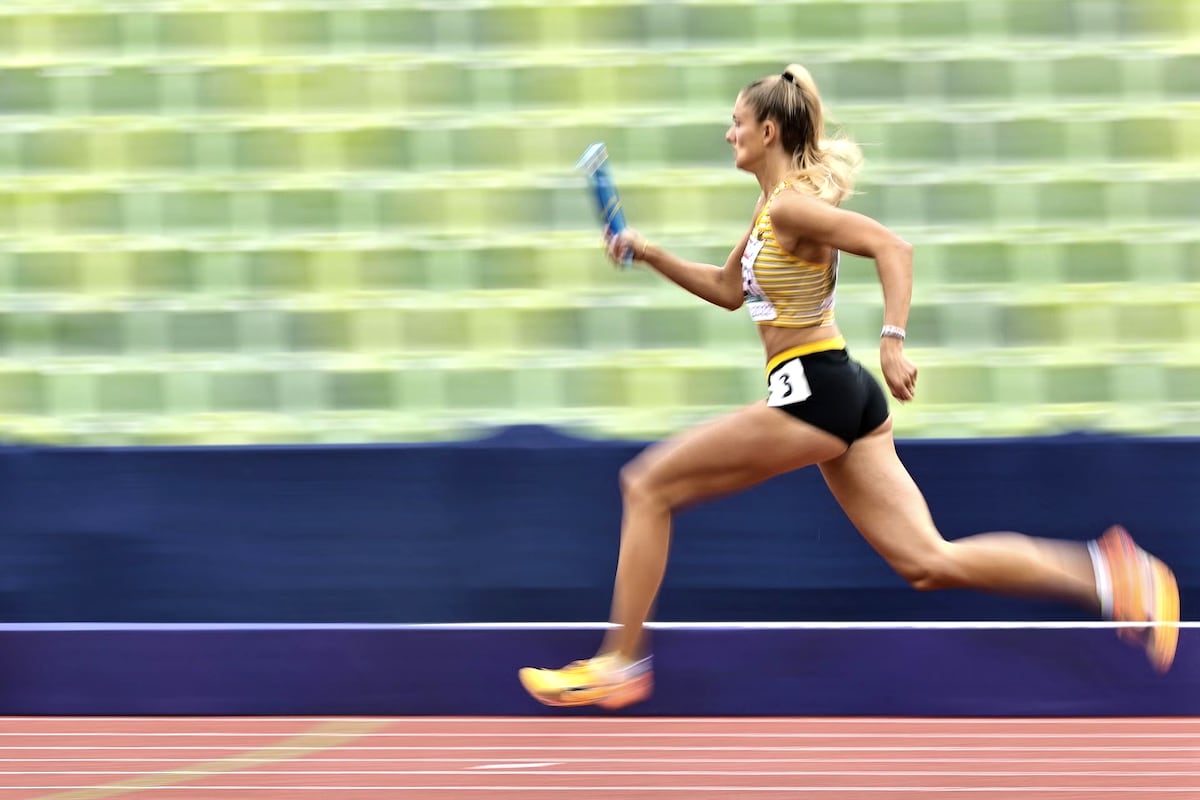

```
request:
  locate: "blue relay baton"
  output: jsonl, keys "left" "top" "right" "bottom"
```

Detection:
{"left": 576, "top": 142, "right": 633, "bottom": 267}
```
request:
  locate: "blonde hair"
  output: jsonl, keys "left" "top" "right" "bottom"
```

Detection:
{"left": 740, "top": 64, "right": 862, "bottom": 206}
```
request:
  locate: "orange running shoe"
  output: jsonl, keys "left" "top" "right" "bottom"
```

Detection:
{"left": 1095, "top": 525, "right": 1180, "bottom": 673}
{"left": 1096, "top": 525, "right": 1148, "bottom": 632}
{"left": 518, "top": 655, "right": 653, "bottom": 709}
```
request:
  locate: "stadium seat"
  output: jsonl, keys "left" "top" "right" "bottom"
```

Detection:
{"left": 0, "top": 0, "right": 1194, "bottom": 443}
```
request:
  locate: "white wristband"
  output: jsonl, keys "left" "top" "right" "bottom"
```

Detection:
{"left": 880, "top": 325, "right": 906, "bottom": 341}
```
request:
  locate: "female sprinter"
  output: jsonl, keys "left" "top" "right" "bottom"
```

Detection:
{"left": 518, "top": 64, "right": 1179, "bottom": 709}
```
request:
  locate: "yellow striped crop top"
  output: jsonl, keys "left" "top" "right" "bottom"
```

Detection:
{"left": 740, "top": 181, "right": 839, "bottom": 328}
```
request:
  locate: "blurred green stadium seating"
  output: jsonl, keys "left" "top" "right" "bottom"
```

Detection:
{"left": 0, "top": 0, "right": 1196, "bottom": 444}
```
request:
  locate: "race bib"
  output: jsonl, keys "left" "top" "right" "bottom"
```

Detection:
{"left": 741, "top": 237, "right": 777, "bottom": 322}
{"left": 767, "top": 358, "right": 812, "bottom": 407}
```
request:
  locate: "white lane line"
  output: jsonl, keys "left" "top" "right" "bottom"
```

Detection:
{"left": 1, "top": 732, "right": 1195, "bottom": 739}
{"left": 0, "top": 770, "right": 1197, "bottom": 777}
{"left": 2, "top": 621, "right": 1194, "bottom": 630}
{"left": 0, "top": 786, "right": 1195, "bottom": 793}
{"left": 0, "top": 745, "right": 1196, "bottom": 752}
{"left": 1, "top": 757, "right": 1195, "bottom": 764}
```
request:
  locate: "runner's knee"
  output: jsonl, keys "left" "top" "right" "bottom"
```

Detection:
{"left": 619, "top": 460, "right": 659, "bottom": 506}
{"left": 890, "top": 539, "right": 959, "bottom": 591}
{"left": 620, "top": 454, "right": 683, "bottom": 512}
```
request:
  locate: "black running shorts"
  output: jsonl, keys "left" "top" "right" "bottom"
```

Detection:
{"left": 765, "top": 347, "right": 890, "bottom": 445}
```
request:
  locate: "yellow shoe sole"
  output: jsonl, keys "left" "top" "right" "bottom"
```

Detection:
{"left": 1147, "top": 559, "right": 1180, "bottom": 674}
{"left": 517, "top": 666, "right": 654, "bottom": 709}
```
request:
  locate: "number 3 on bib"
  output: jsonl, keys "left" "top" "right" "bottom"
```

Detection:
{"left": 767, "top": 359, "right": 813, "bottom": 407}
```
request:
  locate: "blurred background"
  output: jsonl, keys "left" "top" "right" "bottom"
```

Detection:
{"left": 0, "top": 0, "right": 1196, "bottom": 447}
{"left": 0, "top": 3, "right": 1197, "bottom": 723}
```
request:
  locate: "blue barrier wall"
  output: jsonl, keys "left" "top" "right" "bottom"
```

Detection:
{"left": 0, "top": 426, "right": 1196, "bottom": 624}
{"left": 1, "top": 624, "right": 1196, "bottom": 716}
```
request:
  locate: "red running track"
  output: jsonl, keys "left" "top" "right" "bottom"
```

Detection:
{"left": 0, "top": 716, "right": 1197, "bottom": 800}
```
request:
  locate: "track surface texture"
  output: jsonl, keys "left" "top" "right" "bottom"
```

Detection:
{"left": 0, "top": 716, "right": 1197, "bottom": 799}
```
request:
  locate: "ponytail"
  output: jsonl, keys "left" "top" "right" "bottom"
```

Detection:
{"left": 743, "top": 64, "right": 863, "bottom": 206}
